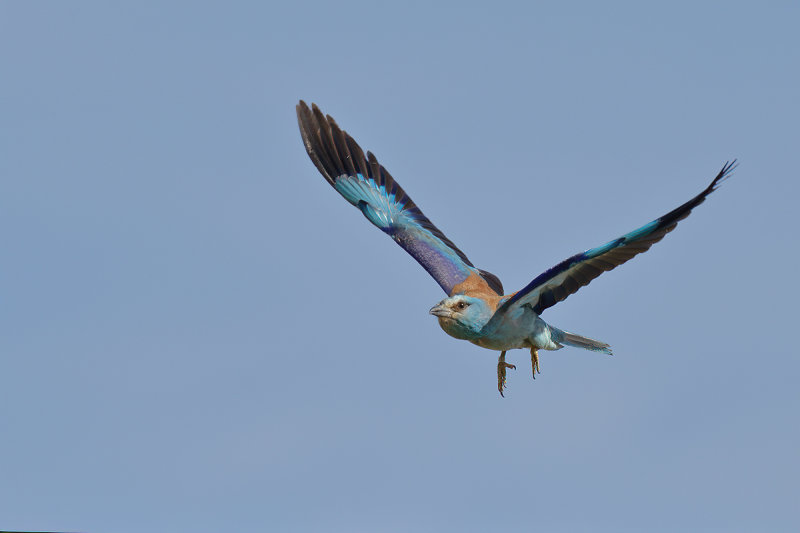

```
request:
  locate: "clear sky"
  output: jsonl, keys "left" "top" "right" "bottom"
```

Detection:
{"left": 2, "top": 1, "right": 798, "bottom": 532}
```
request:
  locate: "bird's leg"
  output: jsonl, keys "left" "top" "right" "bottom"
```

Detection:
{"left": 497, "top": 351, "right": 516, "bottom": 397}
{"left": 530, "top": 348, "right": 540, "bottom": 379}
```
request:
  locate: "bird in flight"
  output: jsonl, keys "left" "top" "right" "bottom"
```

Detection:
{"left": 296, "top": 101, "right": 735, "bottom": 396}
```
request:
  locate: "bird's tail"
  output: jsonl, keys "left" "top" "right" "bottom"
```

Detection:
{"left": 550, "top": 326, "right": 613, "bottom": 355}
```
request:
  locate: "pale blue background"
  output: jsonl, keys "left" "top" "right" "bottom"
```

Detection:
{"left": 2, "top": 2, "right": 798, "bottom": 532}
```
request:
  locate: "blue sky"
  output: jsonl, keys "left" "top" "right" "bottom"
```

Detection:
{"left": 2, "top": 2, "right": 798, "bottom": 532}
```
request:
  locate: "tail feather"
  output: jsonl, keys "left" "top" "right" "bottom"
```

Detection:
{"left": 550, "top": 327, "right": 613, "bottom": 355}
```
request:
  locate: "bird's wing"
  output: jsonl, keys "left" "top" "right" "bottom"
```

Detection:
{"left": 487, "top": 161, "right": 736, "bottom": 322}
{"left": 297, "top": 101, "right": 503, "bottom": 295}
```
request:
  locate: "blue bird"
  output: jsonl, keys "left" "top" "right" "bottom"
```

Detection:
{"left": 297, "top": 101, "right": 736, "bottom": 396}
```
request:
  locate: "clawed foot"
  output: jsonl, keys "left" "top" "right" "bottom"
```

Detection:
{"left": 497, "top": 351, "right": 516, "bottom": 397}
{"left": 530, "top": 348, "right": 540, "bottom": 379}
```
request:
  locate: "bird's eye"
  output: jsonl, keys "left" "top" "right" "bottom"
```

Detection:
{"left": 457, "top": 301, "right": 467, "bottom": 310}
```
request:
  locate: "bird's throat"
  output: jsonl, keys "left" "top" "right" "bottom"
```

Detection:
{"left": 437, "top": 316, "right": 482, "bottom": 341}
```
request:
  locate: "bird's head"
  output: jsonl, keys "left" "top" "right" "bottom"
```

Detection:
{"left": 429, "top": 295, "right": 493, "bottom": 341}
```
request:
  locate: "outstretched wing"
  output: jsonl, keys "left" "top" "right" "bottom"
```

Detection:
{"left": 489, "top": 161, "right": 736, "bottom": 320}
{"left": 297, "top": 101, "right": 503, "bottom": 295}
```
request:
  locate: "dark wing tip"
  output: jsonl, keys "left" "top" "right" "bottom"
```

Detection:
{"left": 709, "top": 159, "right": 738, "bottom": 192}
{"left": 298, "top": 101, "right": 356, "bottom": 186}
{"left": 296, "top": 100, "right": 336, "bottom": 184}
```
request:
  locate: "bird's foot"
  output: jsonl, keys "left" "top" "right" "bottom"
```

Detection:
{"left": 497, "top": 351, "right": 516, "bottom": 397}
{"left": 530, "top": 348, "right": 540, "bottom": 379}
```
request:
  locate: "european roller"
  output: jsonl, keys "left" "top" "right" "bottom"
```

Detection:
{"left": 297, "top": 101, "right": 735, "bottom": 396}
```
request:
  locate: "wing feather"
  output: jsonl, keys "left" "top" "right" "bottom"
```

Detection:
{"left": 491, "top": 161, "right": 737, "bottom": 319}
{"left": 297, "top": 100, "right": 503, "bottom": 295}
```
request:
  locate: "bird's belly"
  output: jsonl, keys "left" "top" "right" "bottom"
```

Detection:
{"left": 472, "top": 310, "right": 557, "bottom": 352}
{"left": 472, "top": 313, "right": 535, "bottom": 351}
{"left": 472, "top": 335, "right": 529, "bottom": 351}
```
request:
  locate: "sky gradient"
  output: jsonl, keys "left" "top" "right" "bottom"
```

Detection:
{"left": 2, "top": 2, "right": 799, "bottom": 532}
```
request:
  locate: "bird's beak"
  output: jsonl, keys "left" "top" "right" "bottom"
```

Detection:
{"left": 429, "top": 304, "right": 450, "bottom": 317}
